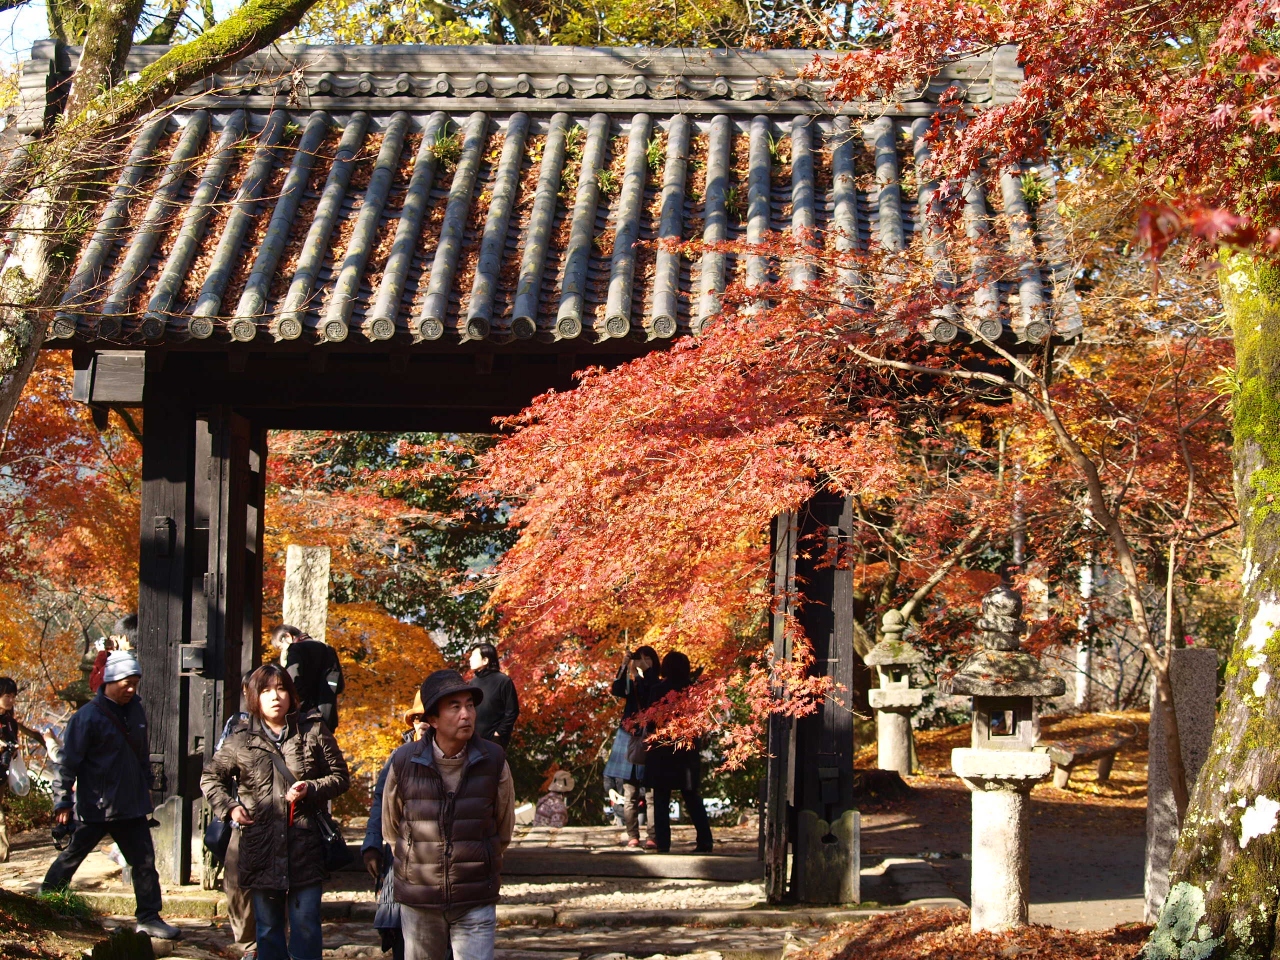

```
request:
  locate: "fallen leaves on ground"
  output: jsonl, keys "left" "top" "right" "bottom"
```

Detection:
{"left": 858, "top": 710, "right": 1150, "bottom": 809}
{"left": 797, "top": 908, "right": 1151, "bottom": 960}
{"left": 0, "top": 889, "right": 110, "bottom": 959}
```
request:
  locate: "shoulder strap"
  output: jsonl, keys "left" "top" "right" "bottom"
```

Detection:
{"left": 91, "top": 699, "right": 147, "bottom": 767}
{"left": 256, "top": 733, "right": 299, "bottom": 786}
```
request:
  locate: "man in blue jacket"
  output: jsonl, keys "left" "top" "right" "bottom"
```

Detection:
{"left": 40, "top": 651, "right": 181, "bottom": 940}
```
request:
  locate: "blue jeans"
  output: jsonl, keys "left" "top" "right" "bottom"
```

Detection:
{"left": 400, "top": 902, "right": 496, "bottom": 960}
{"left": 253, "top": 884, "right": 323, "bottom": 960}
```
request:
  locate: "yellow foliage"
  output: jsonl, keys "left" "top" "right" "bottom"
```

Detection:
{"left": 0, "top": 584, "right": 84, "bottom": 709}
{"left": 325, "top": 602, "right": 447, "bottom": 779}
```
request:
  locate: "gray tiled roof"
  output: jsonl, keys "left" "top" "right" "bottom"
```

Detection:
{"left": 32, "top": 43, "right": 1082, "bottom": 348}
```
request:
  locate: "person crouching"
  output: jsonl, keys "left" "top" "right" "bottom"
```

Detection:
{"left": 383, "top": 670, "right": 515, "bottom": 960}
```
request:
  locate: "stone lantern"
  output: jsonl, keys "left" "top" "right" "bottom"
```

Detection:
{"left": 943, "top": 585, "right": 1065, "bottom": 932}
{"left": 865, "top": 610, "right": 925, "bottom": 777}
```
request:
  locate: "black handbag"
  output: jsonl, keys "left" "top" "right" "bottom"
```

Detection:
{"left": 312, "top": 805, "right": 354, "bottom": 871}
{"left": 203, "top": 815, "right": 232, "bottom": 866}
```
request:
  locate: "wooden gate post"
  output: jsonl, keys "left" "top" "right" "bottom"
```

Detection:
{"left": 192, "top": 409, "right": 264, "bottom": 886}
{"left": 764, "top": 510, "right": 798, "bottom": 903}
{"left": 137, "top": 396, "right": 196, "bottom": 885}
{"left": 764, "top": 492, "right": 859, "bottom": 904}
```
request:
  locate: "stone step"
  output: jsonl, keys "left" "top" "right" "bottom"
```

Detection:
{"left": 142, "top": 919, "right": 823, "bottom": 960}
{"left": 70, "top": 858, "right": 960, "bottom": 924}
{"left": 334, "top": 848, "right": 765, "bottom": 882}
{"left": 505, "top": 850, "right": 764, "bottom": 882}
{"left": 85, "top": 893, "right": 958, "bottom": 928}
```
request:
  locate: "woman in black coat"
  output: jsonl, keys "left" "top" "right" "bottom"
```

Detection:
{"left": 642, "top": 651, "right": 713, "bottom": 853}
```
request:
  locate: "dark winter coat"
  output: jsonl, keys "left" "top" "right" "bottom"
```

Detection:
{"left": 53, "top": 691, "right": 153, "bottom": 822}
{"left": 284, "top": 639, "right": 345, "bottom": 731}
{"left": 363, "top": 757, "right": 400, "bottom": 936}
{"left": 201, "top": 710, "right": 350, "bottom": 891}
{"left": 472, "top": 668, "right": 519, "bottom": 748}
{"left": 610, "top": 664, "right": 657, "bottom": 724}
{"left": 641, "top": 680, "right": 702, "bottom": 793}
{"left": 383, "top": 734, "right": 505, "bottom": 910}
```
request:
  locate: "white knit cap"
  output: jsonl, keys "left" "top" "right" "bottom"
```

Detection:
{"left": 103, "top": 650, "right": 142, "bottom": 683}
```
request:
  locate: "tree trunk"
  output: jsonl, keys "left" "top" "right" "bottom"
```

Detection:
{"left": 48, "top": 0, "right": 92, "bottom": 44}
{"left": 66, "top": 0, "right": 150, "bottom": 118}
{"left": 1153, "top": 258, "right": 1280, "bottom": 959}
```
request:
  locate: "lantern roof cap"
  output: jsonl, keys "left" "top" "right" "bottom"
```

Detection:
{"left": 865, "top": 637, "right": 926, "bottom": 667}
{"left": 941, "top": 585, "right": 1065, "bottom": 697}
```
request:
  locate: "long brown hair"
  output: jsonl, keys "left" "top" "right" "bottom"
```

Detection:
{"left": 243, "top": 663, "right": 300, "bottom": 720}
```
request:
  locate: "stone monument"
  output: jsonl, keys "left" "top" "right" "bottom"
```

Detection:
{"left": 944, "top": 585, "right": 1065, "bottom": 932}
{"left": 283, "top": 545, "right": 331, "bottom": 642}
{"left": 1144, "top": 647, "right": 1219, "bottom": 921}
{"left": 866, "top": 610, "right": 926, "bottom": 777}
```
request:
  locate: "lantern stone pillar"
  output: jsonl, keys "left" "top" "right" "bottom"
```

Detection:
{"left": 865, "top": 610, "right": 925, "bottom": 777}
{"left": 944, "top": 585, "right": 1065, "bottom": 933}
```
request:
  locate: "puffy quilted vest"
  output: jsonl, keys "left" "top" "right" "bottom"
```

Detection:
{"left": 390, "top": 736, "right": 504, "bottom": 909}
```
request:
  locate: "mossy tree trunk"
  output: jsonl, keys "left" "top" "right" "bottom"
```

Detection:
{"left": 48, "top": 0, "right": 92, "bottom": 44}
{"left": 0, "top": 0, "right": 324, "bottom": 429}
{"left": 1150, "top": 258, "right": 1280, "bottom": 959}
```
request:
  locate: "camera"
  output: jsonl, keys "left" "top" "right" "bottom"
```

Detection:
{"left": 52, "top": 819, "right": 77, "bottom": 850}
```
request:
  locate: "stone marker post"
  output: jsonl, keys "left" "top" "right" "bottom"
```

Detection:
{"left": 1144, "top": 647, "right": 1218, "bottom": 921}
{"left": 944, "top": 586, "right": 1066, "bottom": 932}
{"left": 866, "top": 610, "right": 926, "bottom": 777}
{"left": 283, "top": 545, "right": 331, "bottom": 642}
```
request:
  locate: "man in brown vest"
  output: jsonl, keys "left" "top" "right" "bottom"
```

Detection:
{"left": 383, "top": 670, "right": 515, "bottom": 960}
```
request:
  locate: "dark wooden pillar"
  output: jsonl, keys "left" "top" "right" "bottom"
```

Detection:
{"left": 242, "top": 424, "right": 267, "bottom": 690}
{"left": 195, "top": 411, "right": 262, "bottom": 738}
{"left": 764, "top": 491, "right": 858, "bottom": 904}
{"left": 764, "top": 510, "right": 798, "bottom": 902}
{"left": 190, "top": 408, "right": 262, "bottom": 884}
{"left": 137, "top": 395, "right": 196, "bottom": 885}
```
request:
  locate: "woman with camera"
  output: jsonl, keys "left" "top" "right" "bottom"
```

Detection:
{"left": 606, "top": 645, "right": 660, "bottom": 849}
{"left": 202, "top": 664, "right": 350, "bottom": 960}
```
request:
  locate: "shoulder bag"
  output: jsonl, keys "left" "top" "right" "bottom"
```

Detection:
{"left": 203, "top": 814, "right": 232, "bottom": 866}
{"left": 624, "top": 725, "right": 648, "bottom": 765}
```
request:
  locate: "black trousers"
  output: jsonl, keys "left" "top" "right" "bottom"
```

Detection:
{"left": 652, "top": 786, "right": 713, "bottom": 852}
{"left": 42, "top": 816, "right": 163, "bottom": 922}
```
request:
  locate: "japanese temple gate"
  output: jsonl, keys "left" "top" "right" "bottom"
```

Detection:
{"left": 23, "top": 39, "right": 1080, "bottom": 896}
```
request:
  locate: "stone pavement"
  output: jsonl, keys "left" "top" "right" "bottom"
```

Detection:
{"left": 104, "top": 917, "right": 826, "bottom": 960}
{"left": 3, "top": 820, "right": 959, "bottom": 959}
{"left": 1, "top": 768, "right": 1147, "bottom": 956}
{"left": 860, "top": 775, "right": 1147, "bottom": 930}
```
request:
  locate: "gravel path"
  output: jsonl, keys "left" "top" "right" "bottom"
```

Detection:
{"left": 501, "top": 877, "right": 765, "bottom": 910}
